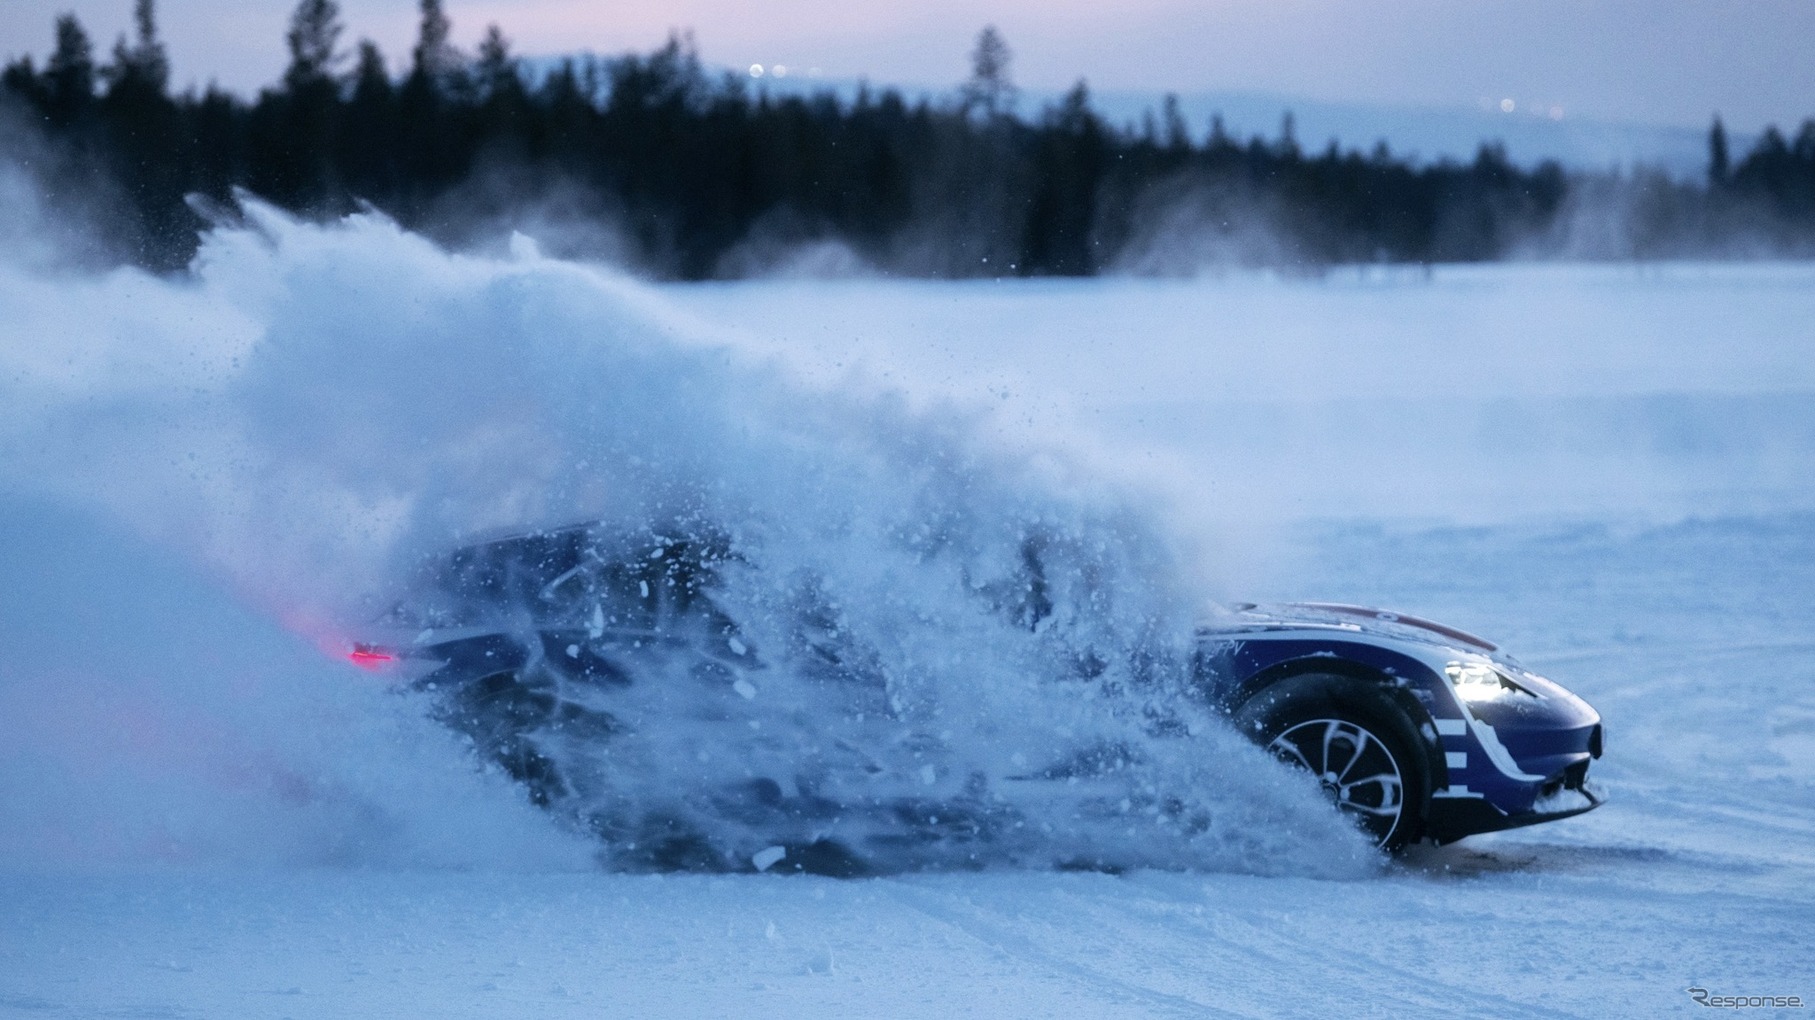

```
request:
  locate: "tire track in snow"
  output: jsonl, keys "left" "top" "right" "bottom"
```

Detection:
{"left": 891, "top": 882, "right": 1240, "bottom": 1018}
{"left": 1112, "top": 876, "right": 1585, "bottom": 1020}
{"left": 893, "top": 877, "right": 1583, "bottom": 1019}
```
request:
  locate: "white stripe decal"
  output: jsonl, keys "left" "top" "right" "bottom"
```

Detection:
{"left": 1434, "top": 718, "right": 1468, "bottom": 736}
{"left": 1445, "top": 751, "right": 1468, "bottom": 769}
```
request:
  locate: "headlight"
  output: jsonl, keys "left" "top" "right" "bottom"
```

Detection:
{"left": 1445, "top": 660, "right": 1533, "bottom": 702}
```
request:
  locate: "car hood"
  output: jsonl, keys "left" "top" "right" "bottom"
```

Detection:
{"left": 1200, "top": 601, "right": 1500, "bottom": 655}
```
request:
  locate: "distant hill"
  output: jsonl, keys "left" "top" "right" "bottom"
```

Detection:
{"left": 712, "top": 67, "right": 1725, "bottom": 177}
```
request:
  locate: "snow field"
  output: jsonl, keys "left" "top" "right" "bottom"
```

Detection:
{"left": 2, "top": 205, "right": 1812, "bottom": 1016}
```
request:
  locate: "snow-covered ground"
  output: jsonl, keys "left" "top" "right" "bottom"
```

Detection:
{"left": 2, "top": 224, "right": 1812, "bottom": 1017}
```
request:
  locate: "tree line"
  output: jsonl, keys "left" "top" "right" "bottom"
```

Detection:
{"left": 4, "top": 0, "right": 1813, "bottom": 275}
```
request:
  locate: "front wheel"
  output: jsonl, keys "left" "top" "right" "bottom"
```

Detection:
{"left": 1233, "top": 673, "right": 1431, "bottom": 851}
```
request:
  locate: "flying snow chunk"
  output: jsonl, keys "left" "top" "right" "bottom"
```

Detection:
{"left": 733, "top": 679, "right": 758, "bottom": 701}
{"left": 752, "top": 845, "right": 786, "bottom": 871}
{"left": 727, "top": 636, "right": 747, "bottom": 656}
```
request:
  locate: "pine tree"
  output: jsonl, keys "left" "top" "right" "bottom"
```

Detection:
{"left": 107, "top": 0, "right": 169, "bottom": 95}
{"left": 397, "top": 0, "right": 467, "bottom": 207}
{"left": 1161, "top": 94, "right": 1188, "bottom": 152}
{"left": 1708, "top": 116, "right": 1730, "bottom": 188}
{"left": 1207, "top": 112, "right": 1231, "bottom": 152}
{"left": 350, "top": 39, "right": 390, "bottom": 100}
{"left": 284, "top": 0, "right": 345, "bottom": 92}
{"left": 1023, "top": 80, "right": 1105, "bottom": 275}
{"left": 94, "top": 0, "right": 184, "bottom": 269}
{"left": 263, "top": 0, "right": 348, "bottom": 211}
{"left": 960, "top": 26, "right": 1014, "bottom": 119}
{"left": 45, "top": 14, "right": 96, "bottom": 124}
{"left": 476, "top": 24, "right": 520, "bottom": 101}
{"left": 411, "top": 0, "right": 459, "bottom": 84}
{"left": 340, "top": 40, "right": 399, "bottom": 198}
{"left": 475, "top": 23, "right": 527, "bottom": 145}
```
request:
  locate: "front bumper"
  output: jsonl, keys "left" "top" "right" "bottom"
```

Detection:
{"left": 1425, "top": 773, "right": 1606, "bottom": 844}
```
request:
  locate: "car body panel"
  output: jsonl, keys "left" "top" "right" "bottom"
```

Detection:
{"left": 1196, "top": 603, "right": 1604, "bottom": 842}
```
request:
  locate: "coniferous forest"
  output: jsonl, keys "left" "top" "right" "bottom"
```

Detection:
{"left": 4, "top": 0, "right": 1815, "bottom": 277}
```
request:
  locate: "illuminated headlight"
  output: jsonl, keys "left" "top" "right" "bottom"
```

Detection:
{"left": 1445, "top": 660, "right": 1532, "bottom": 702}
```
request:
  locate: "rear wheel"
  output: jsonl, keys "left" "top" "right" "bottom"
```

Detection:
{"left": 1233, "top": 673, "right": 1431, "bottom": 851}
{"left": 433, "top": 668, "right": 617, "bottom": 807}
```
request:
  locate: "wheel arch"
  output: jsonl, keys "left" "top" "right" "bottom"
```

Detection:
{"left": 1231, "top": 656, "right": 1452, "bottom": 802}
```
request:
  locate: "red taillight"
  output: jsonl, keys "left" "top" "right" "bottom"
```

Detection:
{"left": 348, "top": 647, "right": 396, "bottom": 670}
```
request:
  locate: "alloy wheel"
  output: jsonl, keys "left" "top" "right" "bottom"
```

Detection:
{"left": 1267, "top": 718, "right": 1407, "bottom": 846}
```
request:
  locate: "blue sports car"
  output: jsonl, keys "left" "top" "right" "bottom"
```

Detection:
{"left": 349, "top": 524, "right": 1603, "bottom": 863}
{"left": 1196, "top": 602, "right": 1603, "bottom": 850}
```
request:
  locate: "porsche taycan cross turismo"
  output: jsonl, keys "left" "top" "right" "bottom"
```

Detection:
{"left": 346, "top": 523, "right": 1604, "bottom": 866}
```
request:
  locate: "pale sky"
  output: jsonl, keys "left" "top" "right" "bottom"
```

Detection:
{"left": 3, "top": 0, "right": 1811, "bottom": 133}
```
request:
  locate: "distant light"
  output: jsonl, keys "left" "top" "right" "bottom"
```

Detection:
{"left": 1499, "top": 98, "right": 1515, "bottom": 113}
{"left": 808, "top": 67, "right": 823, "bottom": 78}
{"left": 773, "top": 64, "right": 789, "bottom": 78}
{"left": 1549, "top": 105, "right": 1565, "bottom": 121}
{"left": 749, "top": 64, "right": 764, "bottom": 78}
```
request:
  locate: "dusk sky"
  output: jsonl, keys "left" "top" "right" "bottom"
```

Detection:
{"left": 4, "top": 1, "right": 1810, "bottom": 133}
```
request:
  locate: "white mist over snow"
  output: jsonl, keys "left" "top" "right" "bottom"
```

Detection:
{"left": 0, "top": 199, "right": 1367, "bottom": 876}
{"left": 674, "top": 265, "right": 1815, "bottom": 526}
{"left": 0, "top": 494, "right": 590, "bottom": 871}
